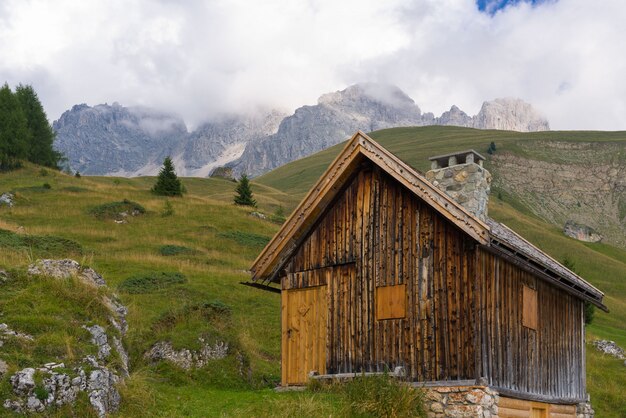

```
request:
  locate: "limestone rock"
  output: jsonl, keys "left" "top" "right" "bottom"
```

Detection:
{"left": 83, "top": 325, "right": 111, "bottom": 360}
{"left": 10, "top": 368, "right": 36, "bottom": 397}
{"left": 0, "top": 192, "right": 14, "bottom": 207}
{"left": 593, "top": 340, "right": 625, "bottom": 360}
{"left": 564, "top": 220, "right": 603, "bottom": 242}
{"left": 0, "top": 323, "right": 34, "bottom": 341}
{"left": 27, "top": 259, "right": 106, "bottom": 286}
{"left": 87, "top": 368, "right": 121, "bottom": 417}
{"left": 112, "top": 336, "right": 129, "bottom": 377}
{"left": 144, "top": 339, "right": 229, "bottom": 369}
{"left": 210, "top": 166, "right": 236, "bottom": 180}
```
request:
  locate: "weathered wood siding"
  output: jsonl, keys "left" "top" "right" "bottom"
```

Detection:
{"left": 476, "top": 248, "right": 585, "bottom": 401}
{"left": 283, "top": 165, "right": 477, "bottom": 382}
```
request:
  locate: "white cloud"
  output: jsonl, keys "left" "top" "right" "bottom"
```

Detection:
{"left": 0, "top": 0, "right": 625, "bottom": 129}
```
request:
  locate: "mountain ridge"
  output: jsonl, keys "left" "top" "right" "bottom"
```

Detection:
{"left": 53, "top": 83, "right": 549, "bottom": 177}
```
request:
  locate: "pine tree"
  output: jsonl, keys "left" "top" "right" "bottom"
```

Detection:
{"left": 234, "top": 174, "right": 256, "bottom": 207}
{"left": 15, "top": 84, "right": 62, "bottom": 168}
{"left": 151, "top": 157, "right": 184, "bottom": 196}
{"left": 0, "top": 83, "right": 29, "bottom": 170}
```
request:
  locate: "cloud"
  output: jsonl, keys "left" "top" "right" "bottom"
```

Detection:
{"left": 0, "top": 0, "right": 625, "bottom": 129}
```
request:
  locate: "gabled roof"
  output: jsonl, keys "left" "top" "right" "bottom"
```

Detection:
{"left": 486, "top": 219, "right": 607, "bottom": 311}
{"left": 250, "top": 131, "right": 490, "bottom": 283}
{"left": 250, "top": 131, "right": 606, "bottom": 310}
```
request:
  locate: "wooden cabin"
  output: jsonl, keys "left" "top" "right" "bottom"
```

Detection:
{"left": 249, "top": 131, "right": 606, "bottom": 417}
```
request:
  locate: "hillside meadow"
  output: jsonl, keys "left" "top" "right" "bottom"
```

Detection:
{"left": 0, "top": 126, "right": 624, "bottom": 416}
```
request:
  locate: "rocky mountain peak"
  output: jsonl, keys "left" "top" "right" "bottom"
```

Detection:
{"left": 473, "top": 98, "right": 550, "bottom": 131}
{"left": 319, "top": 83, "right": 418, "bottom": 110}
{"left": 53, "top": 83, "right": 550, "bottom": 178}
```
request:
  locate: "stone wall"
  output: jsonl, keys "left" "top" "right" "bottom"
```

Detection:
{"left": 425, "top": 385, "right": 498, "bottom": 418}
{"left": 425, "top": 162, "right": 492, "bottom": 222}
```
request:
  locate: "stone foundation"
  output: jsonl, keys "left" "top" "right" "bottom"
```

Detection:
{"left": 423, "top": 385, "right": 594, "bottom": 418}
{"left": 576, "top": 401, "right": 594, "bottom": 418}
{"left": 425, "top": 386, "right": 498, "bottom": 418}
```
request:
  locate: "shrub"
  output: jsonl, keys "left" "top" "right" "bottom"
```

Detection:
{"left": 217, "top": 231, "right": 270, "bottom": 249}
{"left": 118, "top": 272, "right": 186, "bottom": 294}
{"left": 584, "top": 301, "right": 595, "bottom": 325}
{"left": 270, "top": 206, "right": 286, "bottom": 224}
{"left": 89, "top": 199, "right": 146, "bottom": 220}
{"left": 74, "top": 171, "right": 81, "bottom": 178}
{"left": 39, "top": 168, "right": 48, "bottom": 177}
{"left": 0, "top": 228, "right": 83, "bottom": 256}
{"left": 63, "top": 186, "right": 88, "bottom": 193}
{"left": 342, "top": 373, "right": 426, "bottom": 418}
{"left": 158, "top": 245, "right": 195, "bottom": 256}
{"left": 42, "top": 183, "right": 51, "bottom": 189}
{"left": 161, "top": 200, "right": 174, "bottom": 217}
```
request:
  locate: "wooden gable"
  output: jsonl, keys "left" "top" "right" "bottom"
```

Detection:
{"left": 250, "top": 131, "right": 489, "bottom": 283}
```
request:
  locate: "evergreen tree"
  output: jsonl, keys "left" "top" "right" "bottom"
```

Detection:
{"left": 0, "top": 83, "right": 29, "bottom": 170}
{"left": 151, "top": 157, "right": 184, "bottom": 196}
{"left": 15, "top": 84, "right": 62, "bottom": 168}
{"left": 234, "top": 174, "right": 256, "bottom": 207}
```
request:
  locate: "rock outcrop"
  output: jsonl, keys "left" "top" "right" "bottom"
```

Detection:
{"left": 564, "top": 220, "right": 603, "bottom": 242}
{"left": 0, "top": 193, "right": 14, "bottom": 207}
{"left": 592, "top": 340, "right": 625, "bottom": 360}
{"left": 491, "top": 141, "right": 626, "bottom": 249}
{"left": 3, "top": 260, "right": 129, "bottom": 417}
{"left": 144, "top": 339, "right": 229, "bottom": 370}
{"left": 28, "top": 259, "right": 106, "bottom": 286}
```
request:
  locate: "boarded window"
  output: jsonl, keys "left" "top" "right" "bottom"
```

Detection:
{"left": 522, "top": 285, "right": 538, "bottom": 330}
{"left": 376, "top": 284, "right": 406, "bottom": 320}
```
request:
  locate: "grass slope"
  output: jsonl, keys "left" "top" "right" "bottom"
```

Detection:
{"left": 256, "top": 126, "right": 626, "bottom": 200}
{"left": 0, "top": 125, "right": 625, "bottom": 416}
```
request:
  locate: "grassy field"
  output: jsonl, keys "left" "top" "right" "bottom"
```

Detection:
{"left": 0, "top": 126, "right": 625, "bottom": 416}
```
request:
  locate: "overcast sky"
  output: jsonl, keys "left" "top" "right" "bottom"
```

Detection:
{"left": 1, "top": 0, "right": 625, "bottom": 130}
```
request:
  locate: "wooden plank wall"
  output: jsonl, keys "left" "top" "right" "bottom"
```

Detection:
{"left": 284, "top": 165, "right": 477, "bottom": 382}
{"left": 499, "top": 397, "right": 576, "bottom": 418}
{"left": 476, "top": 248, "right": 585, "bottom": 400}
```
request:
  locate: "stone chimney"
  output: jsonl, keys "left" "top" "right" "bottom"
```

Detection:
{"left": 425, "top": 150, "right": 491, "bottom": 221}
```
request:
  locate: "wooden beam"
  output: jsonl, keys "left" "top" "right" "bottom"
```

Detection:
{"left": 239, "top": 281, "right": 281, "bottom": 294}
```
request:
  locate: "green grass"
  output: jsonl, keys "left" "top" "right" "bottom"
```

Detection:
{"left": 118, "top": 272, "right": 187, "bottom": 294}
{"left": 1, "top": 126, "right": 625, "bottom": 415}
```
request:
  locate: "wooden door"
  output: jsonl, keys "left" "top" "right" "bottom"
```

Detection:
{"left": 531, "top": 408, "right": 546, "bottom": 418}
{"left": 281, "top": 285, "right": 328, "bottom": 385}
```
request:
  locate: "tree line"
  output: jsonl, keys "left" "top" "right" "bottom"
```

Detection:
{"left": 0, "top": 82, "right": 62, "bottom": 171}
